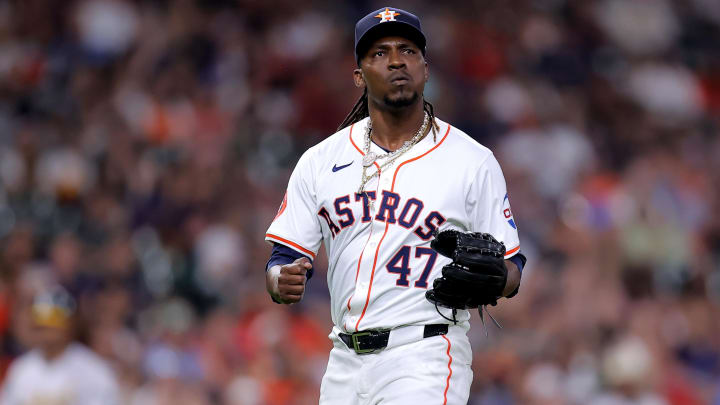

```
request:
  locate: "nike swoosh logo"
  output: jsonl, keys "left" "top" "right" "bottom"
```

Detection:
{"left": 332, "top": 161, "right": 353, "bottom": 172}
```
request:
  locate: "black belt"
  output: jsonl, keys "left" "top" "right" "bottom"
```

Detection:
{"left": 339, "top": 324, "right": 448, "bottom": 354}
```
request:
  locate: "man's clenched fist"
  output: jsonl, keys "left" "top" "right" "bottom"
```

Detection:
{"left": 266, "top": 257, "right": 312, "bottom": 304}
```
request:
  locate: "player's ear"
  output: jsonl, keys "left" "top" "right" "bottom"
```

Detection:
{"left": 353, "top": 68, "right": 365, "bottom": 88}
{"left": 424, "top": 61, "right": 429, "bottom": 82}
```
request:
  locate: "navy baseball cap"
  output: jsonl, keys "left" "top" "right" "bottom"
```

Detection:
{"left": 354, "top": 7, "right": 426, "bottom": 63}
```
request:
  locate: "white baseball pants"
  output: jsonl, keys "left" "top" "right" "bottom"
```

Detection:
{"left": 319, "top": 323, "right": 473, "bottom": 405}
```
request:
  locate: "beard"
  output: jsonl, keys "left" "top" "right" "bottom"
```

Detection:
{"left": 383, "top": 90, "right": 419, "bottom": 109}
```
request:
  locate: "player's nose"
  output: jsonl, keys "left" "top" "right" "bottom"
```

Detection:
{"left": 387, "top": 49, "right": 406, "bottom": 70}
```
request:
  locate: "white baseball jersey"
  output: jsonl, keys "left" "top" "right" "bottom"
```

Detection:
{"left": 265, "top": 117, "right": 520, "bottom": 333}
{"left": 0, "top": 343, "right": 121, "bottom": 405}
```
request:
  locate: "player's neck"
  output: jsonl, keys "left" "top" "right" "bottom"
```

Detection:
{"left": 368, "top": 102, "right": 425, "bottom": 151}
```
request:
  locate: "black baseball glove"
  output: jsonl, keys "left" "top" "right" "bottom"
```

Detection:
{"left": 426, "top": 230, "right": 507, "bottom": 310}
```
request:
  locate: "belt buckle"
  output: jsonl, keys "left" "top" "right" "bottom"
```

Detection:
{"left": 351, "top": 331, "right": 375, "bottom": 354}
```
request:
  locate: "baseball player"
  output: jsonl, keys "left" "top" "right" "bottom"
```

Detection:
{"left": 264, "top": 6, "right": 526, "bottom": 404}
{"left": 0, "top": 285, "right": 121, "bottom": 405}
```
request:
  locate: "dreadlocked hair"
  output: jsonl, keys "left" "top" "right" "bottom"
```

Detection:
{"left": 337, "top": 88, "right": 441, "bottom": 142}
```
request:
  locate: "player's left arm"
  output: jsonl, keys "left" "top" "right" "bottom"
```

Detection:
{"left": 469, "top": 153, "right": 527, "bottom": 298}
{"left": 503, "top": 259, "right": 521, "bottom": 297}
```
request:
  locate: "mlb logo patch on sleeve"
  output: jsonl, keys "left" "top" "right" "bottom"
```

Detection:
{"left": 503, "top": 194, "right": 516, "bottom": 229}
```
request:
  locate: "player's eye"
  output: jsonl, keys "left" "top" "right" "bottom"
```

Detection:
{"left": 373, "top": 50, "right": 385, "bottom": 57}
{"left": 402, "top": 48, "right": 415, "bottom": 54}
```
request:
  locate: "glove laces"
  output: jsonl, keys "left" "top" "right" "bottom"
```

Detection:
{"left": 478, "top": 306, "right": 502, "bottom": 337}
{"left": 432, "top": 302, "right": 503, "bottom": 337}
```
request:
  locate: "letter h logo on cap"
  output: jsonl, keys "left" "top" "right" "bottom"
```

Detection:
{"left": 375, "top": 8, "right": 400, "bottom": 22}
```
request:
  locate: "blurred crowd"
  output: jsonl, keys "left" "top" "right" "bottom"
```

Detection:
{"left": 0, "top": 0, "right": 719, "bottom": 404}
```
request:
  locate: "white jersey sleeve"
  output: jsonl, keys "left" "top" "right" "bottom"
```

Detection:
{"left": 0, "top": 358, "right": 22, "bottom": 405}
{"left": 265, "top": 148, "right": 323, "bottom": 259}
{"left": 468, "top": 153, "right": 521, "bottom": 258}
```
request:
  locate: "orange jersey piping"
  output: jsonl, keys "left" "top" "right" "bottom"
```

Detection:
{"left": 442, "top": 334, "right": 453, "bottom": 405}
{"left": 265, "top": 233, "right": 316, "bottom": 259}
{"left": 355, "top": 124, "right": 451, "bottom": 331}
